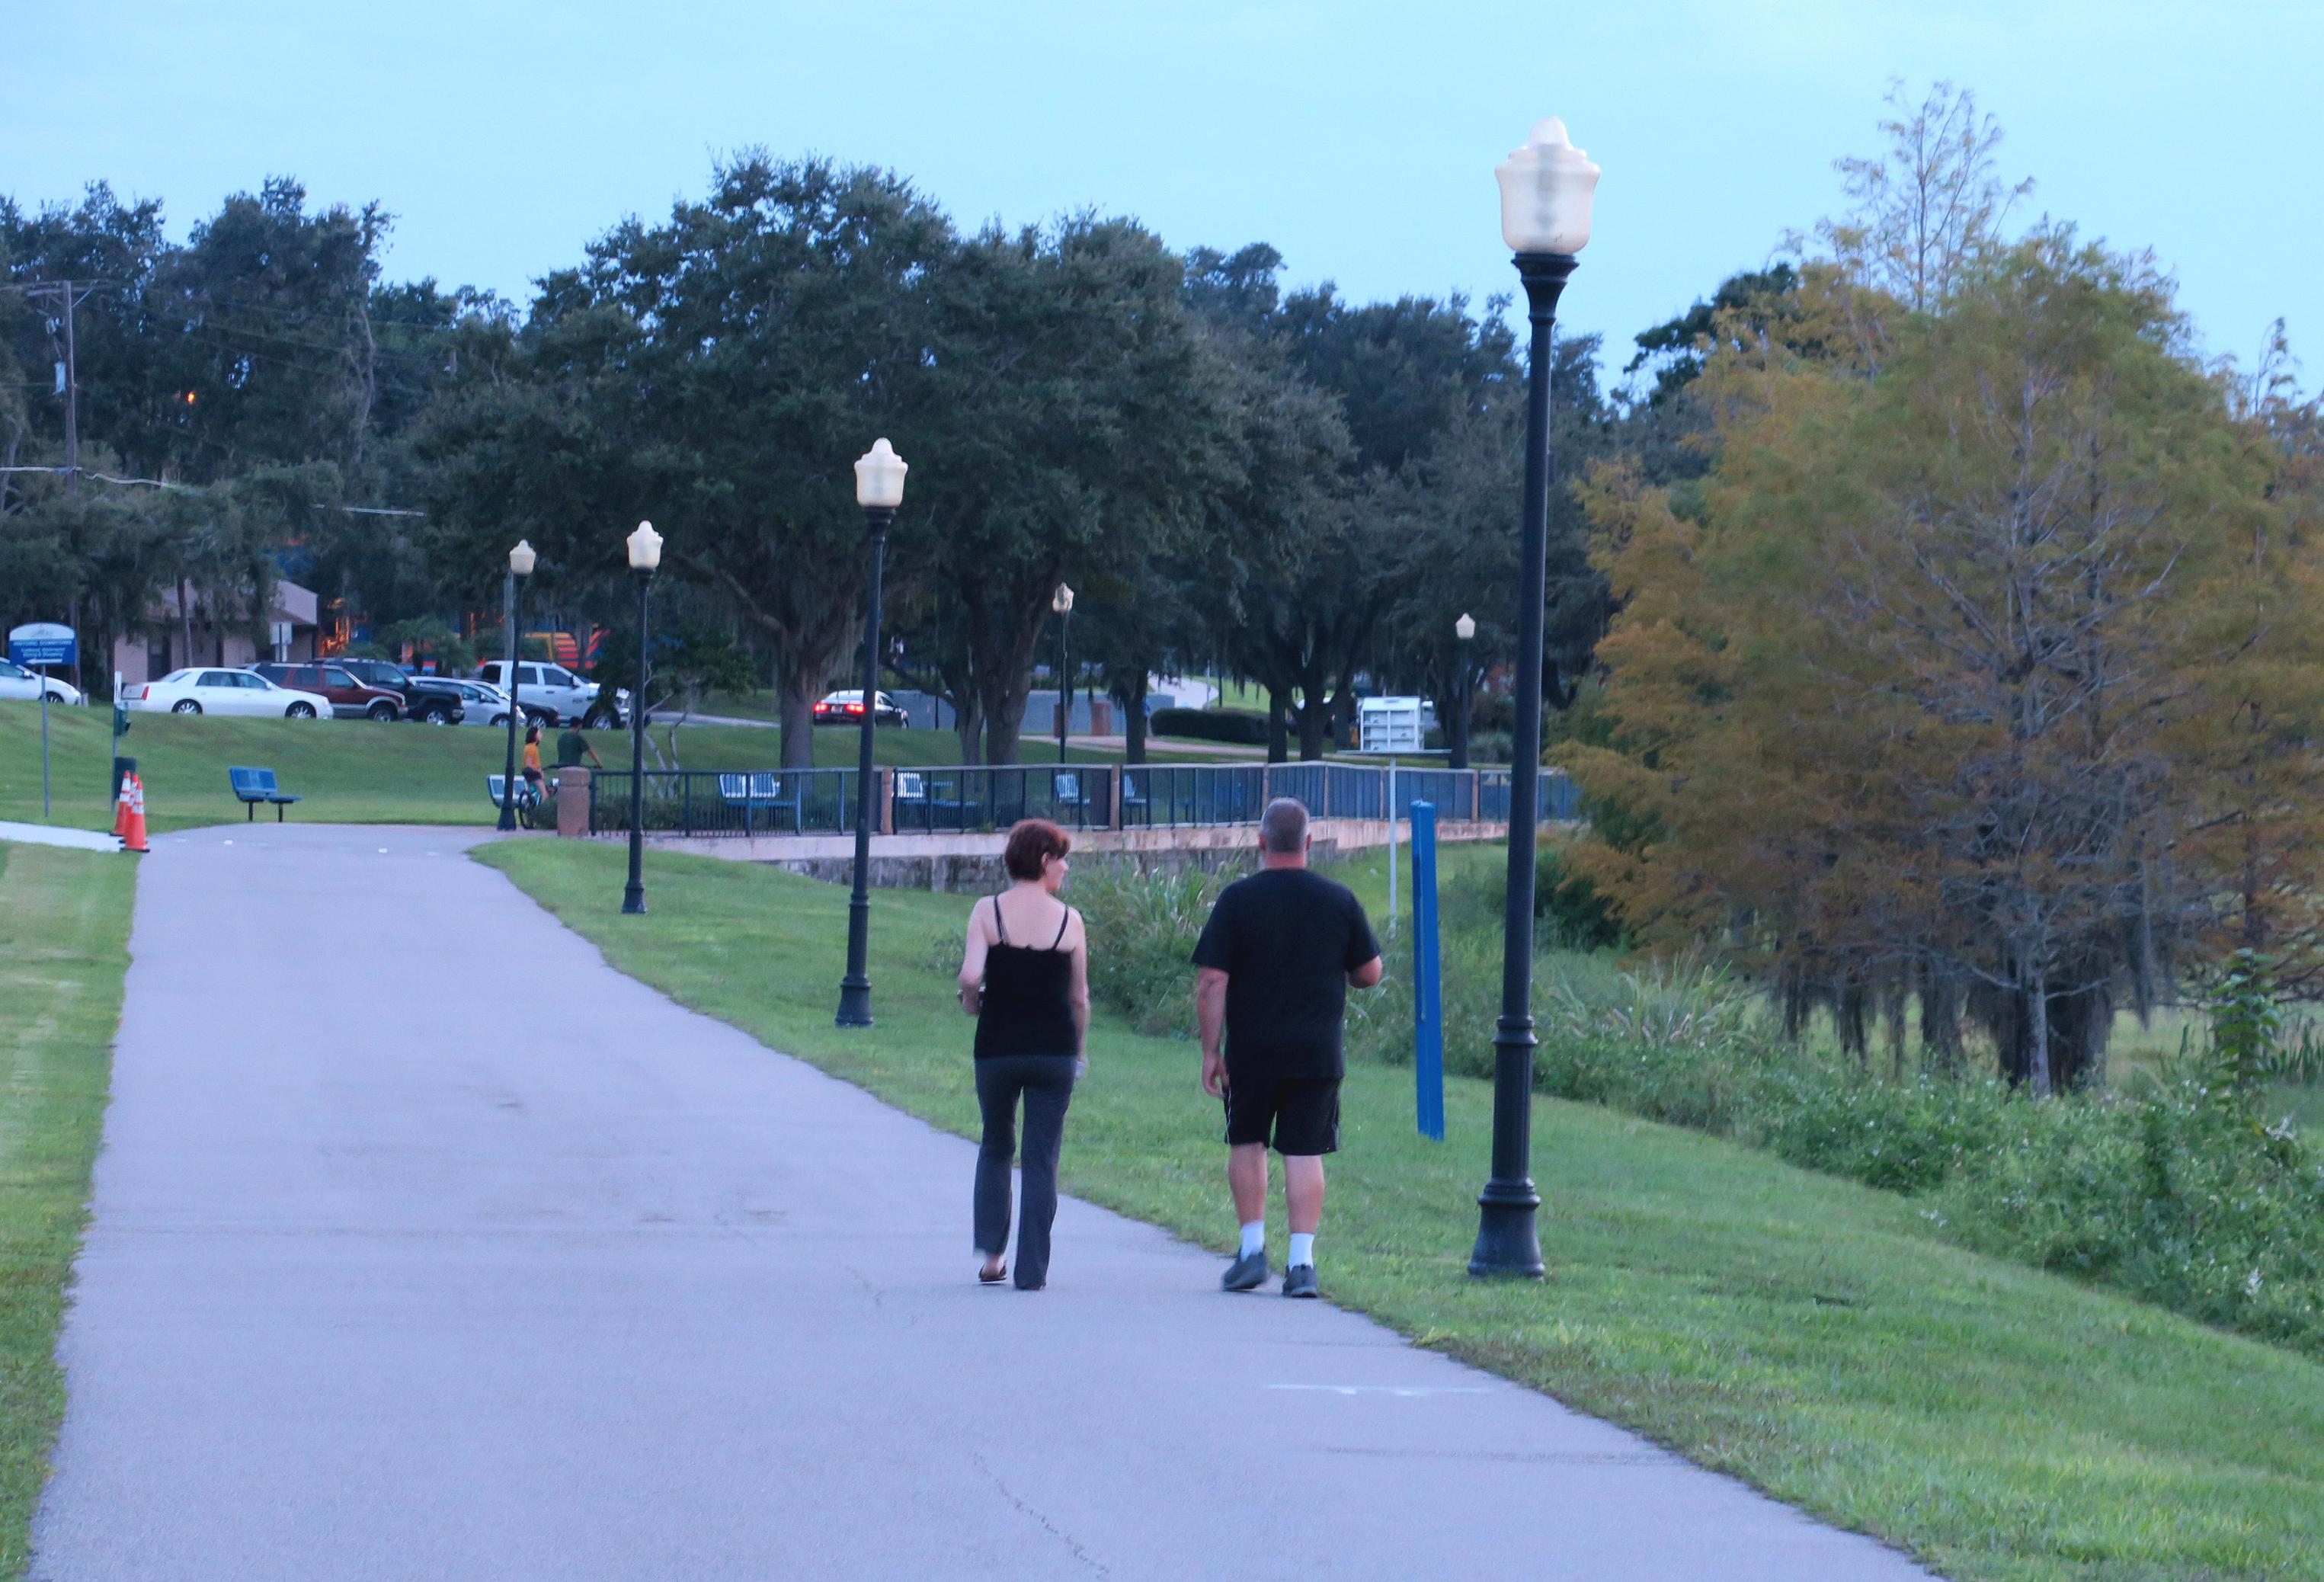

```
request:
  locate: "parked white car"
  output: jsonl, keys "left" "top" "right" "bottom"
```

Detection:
{"left": 130, "top": 668, "right": 332, "bottom": 719}
{"left": 0, "top": 658, "right": 82, "bottom": 705}
{"left": 475, "top": 660, "right": 602, "bottom": 725}
{"left": 437, "top": 677, "right": 521, "bottom": 729}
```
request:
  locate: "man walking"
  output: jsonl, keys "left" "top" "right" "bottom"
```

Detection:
{"left": 1193, "top": 797, "right": 1383, "bottom": 1299}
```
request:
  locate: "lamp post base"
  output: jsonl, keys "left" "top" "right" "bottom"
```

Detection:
{"left": 1468, "top": 1186, "right": 1545, "bottom": 1279}
{"left": 622, "top": 885, "right": 646, "bottom": 915}
{"left": 834, "top": 975, "right": 873, "bottom": 1029}
{"left": 496, "top": 808, "right": 518, "bottom": 832}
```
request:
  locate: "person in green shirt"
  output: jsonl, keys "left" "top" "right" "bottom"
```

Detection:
{"left": 556, "top": 723, "right": 603, "bottom": 770}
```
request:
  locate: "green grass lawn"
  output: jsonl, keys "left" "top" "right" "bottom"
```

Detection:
{"left": 0, "top": 841, "right": 133, "bottom": 1579}
{"left": 0, "top": 702, "right": 1118, "bottom": 834}
{"left": 482, "top": 837, "right": 2324, "bottom": 1582}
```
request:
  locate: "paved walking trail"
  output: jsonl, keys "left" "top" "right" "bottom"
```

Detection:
{"left": 34, "top": 825, "right": 1932, "bottom": 1580}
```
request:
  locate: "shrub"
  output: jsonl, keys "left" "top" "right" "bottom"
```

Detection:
{"left": 1535, "top": 841, "right": 1623, "bottom": 950}
{"left": 1151, "top": 707, "right": 1269, "bottom": 746}
{"left": 1074, "top": 835, "right": 2324, "bottom": 1360}
{"left": 1073, "top": 861, "right": 1231, "bottom": 1036}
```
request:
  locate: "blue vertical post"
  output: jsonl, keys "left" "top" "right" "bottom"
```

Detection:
{"left": 1411, "top": 800, "right": 1445, "bottom": 1141}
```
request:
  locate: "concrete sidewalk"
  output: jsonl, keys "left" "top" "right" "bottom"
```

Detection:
{"left": 33, "top": 824, "right": 1933, "bottom": 1580}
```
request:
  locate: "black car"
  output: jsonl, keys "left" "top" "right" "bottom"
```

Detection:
{"left": 329, "top": 658, "right": 469, "bottom": 725}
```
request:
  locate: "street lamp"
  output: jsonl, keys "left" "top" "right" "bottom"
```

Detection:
{"left": 836, "top": 438, "right": 908, "bottom": 1029}
{"left": 1052, "top": 582, "right": 1075, "bottom": 764}
{"left": 1471, "top": 117, "right": 1597, "bottom": 1280}
{"left": 496, "top": 538, "right": 536, "bottom": 833}
{"left": 622, "top": 520, "right": 661, "bottom": 915}
{"left": 1452, "top": 612, "right": 1477, "bottom": 771}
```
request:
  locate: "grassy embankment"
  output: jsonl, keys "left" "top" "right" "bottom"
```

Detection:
{"left": 0, "top": 842, "right": 134, "bottom": 1578}
{"left": 483, "top": 837, "right": 2324, "bottom": 1582}
{"left": 0, "top": 701, "right": 1116, "bottom": 834}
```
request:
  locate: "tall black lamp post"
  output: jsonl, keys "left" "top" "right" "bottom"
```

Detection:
{"left": 1452, "top": 611, "right": 1477, "bottom": 770}
{"left": 621, "top": 520, "right": 661, "bottom": 914}
{"left": 1471, "top": 117, "right": 1599, "bottom": 1279}
{"left": 496, "top": 538, "right": 536, "bottom": 832}
{"left": 836, "top": 438, "right": 908, "bottom": 1029}
{"left": 1052, "top": 581, "right": 1074, "bottom": 764}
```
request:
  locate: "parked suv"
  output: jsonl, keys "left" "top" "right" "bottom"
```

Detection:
{"left": 475, "top": 660, "right": 603, "bottom": 725}
{"left": 251, "top": 662, "right": 405, "bottom": 721}
{"left": 329, "top": 657, "right": 468, "bottom": 725}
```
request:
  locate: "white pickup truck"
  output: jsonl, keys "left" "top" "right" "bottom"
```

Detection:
{"left": 475, "top": 660, "right": 605, "bottom": 725}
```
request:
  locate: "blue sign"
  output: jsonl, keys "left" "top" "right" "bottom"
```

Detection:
{"left": 8, "top": 622, "right": 76, "bottom": 669}
{"left": 1410, "top": 800, "right": 1445, "bottom": 1142}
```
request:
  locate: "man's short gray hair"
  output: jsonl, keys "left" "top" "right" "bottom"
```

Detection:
{"left": 1260, "top": 797, "right": 1310, "bottom": 855}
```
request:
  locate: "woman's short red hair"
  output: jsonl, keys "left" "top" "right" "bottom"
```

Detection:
{"left": 1004, "top": 818, "right": 1071, "bottom": 881}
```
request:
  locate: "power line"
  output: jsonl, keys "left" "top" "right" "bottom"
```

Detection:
{"left": 0, "top": 463, "right": 425, "bottom": 515}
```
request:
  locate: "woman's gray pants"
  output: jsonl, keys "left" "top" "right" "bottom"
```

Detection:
{"left": 974, "top": 1055, "right": 1077, "bottom": 1289}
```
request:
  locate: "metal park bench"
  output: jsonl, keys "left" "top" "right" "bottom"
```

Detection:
{"left": 717, "top": 772, "right": 802, "bottom": 834}
{"left": 228, "top": 766, "right": 302, "bottom": 821}
{"left": 486, "top": 773, "right": 546, "bottom": 829}
{"left": 892, "top": 770, "right": 983, "bottom": 832}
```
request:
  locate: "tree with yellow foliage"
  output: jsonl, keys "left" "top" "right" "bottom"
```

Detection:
{"left": 1565, "top": 229, "right": 2324, "bottom": 1092}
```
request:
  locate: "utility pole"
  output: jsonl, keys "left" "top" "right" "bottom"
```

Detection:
{"left": 30, "top": 280, "right": 88, "bottom": 493}
{"left": 60, "top": 281, "right": 81, "bottom": 495}
{"left": 34, "top": 280, "right": 93, "bottom": 690}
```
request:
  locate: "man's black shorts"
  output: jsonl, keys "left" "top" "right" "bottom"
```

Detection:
{"left": 1222, "top": 1071, "right": 1340, "bottom": 1155}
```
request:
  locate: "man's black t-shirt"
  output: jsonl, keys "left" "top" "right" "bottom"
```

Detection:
{"left": 1191, "top": 867, "right": 1382, "bottom": 1081}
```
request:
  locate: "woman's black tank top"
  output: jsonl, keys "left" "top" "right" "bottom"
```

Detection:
{"left": 973, "top": 896, "right": 1077, "bottom": 1058}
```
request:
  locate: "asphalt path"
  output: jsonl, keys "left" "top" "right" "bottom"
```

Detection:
{"left": 34, "top": 825, "right": 1933, "bottom": 1580}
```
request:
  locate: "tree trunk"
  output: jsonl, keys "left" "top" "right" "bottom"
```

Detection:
{"left": 1122, "top": 672, "right": 1148, "bottom": 764}
{"left": 1266, "top": 686, "right": 1290, "bottom": 763}
{"left": 955, "top": 697, "right": 984, "bottom": 765}
{"left": 1296, "top": 682, "right": 1329, "bottom": 761}
{"left": 1919, "top": 959, "right": 1963, "bottom": 1074}
{"left": 777, "top": 671, "right": 819, "bottom": 770}
{"left": 2028, "top": 967, "right": 2053, "bottom": 1097}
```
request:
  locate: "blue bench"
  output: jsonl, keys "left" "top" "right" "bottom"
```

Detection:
{"left": 486, "top": 773, "right": 547, "bottom": 828}
{"left": 228, "top": 766, "right": 301, "bottom": 821}
{"left": 717, "top": 773, "right": 802, "bottom": 834}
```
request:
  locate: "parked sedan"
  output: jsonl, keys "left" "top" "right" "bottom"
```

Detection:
{"left": 813, "top": 690, "right": 907, "bottom": 726}
{"left": 0, "top": 658, "right": 82, "bottom": 705}
{"left": 132, "top": 668, "right": 332, "bottom": 719}
{"left": 250, "top": 662, "right": 405, "bottom": 721}
{"left": 435, "top": 678, "right": 521, "bottom": 728}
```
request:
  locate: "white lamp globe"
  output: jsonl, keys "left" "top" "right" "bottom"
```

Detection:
{"left": 626, "top": 520, "right": 662, "bottom": 572}
{"left": 1496, "top": 118, "right": 1599, "bottom": 255}
{"left": 1052, "top": 583, "right": 1075, "bottom": 616}
{"left": 854, "top": 438, "right": 908, "bottom": 509}
{"left": 1455, "top": 613, "right": 1477, "bottom": 642}
{"left": 509, "top": 540, "right": 536, "bottom": 577}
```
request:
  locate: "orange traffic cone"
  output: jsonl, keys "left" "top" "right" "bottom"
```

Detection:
{"left": 114, "top": 774, "right": 133, "bottom": 839}
{"left": 123, "top": 773, "right": 149, "bottom": 854}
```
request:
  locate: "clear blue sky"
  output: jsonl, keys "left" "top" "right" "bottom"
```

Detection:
{"left": 9, "top": 0, "right": 2316, "bottom": 386}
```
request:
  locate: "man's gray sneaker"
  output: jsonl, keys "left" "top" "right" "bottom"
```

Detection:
{"left": 1282, "top": 1263, "right": 1320, "bottom": 1299}
{"left": 1221, "top": 1251, "right": 1270, "bottom": 1292}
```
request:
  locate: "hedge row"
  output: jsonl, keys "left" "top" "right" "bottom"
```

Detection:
{"left": 1149, "top": 706, "right": 1269, "bottom": 745}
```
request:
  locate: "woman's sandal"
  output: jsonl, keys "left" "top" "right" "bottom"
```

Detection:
{"left": 978, "top": 1260, "right": 1007, "bottom": 1285}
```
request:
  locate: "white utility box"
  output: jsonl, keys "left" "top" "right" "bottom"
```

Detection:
{"left": 1358, "top": 696, "right": 1434, "bottom": 754}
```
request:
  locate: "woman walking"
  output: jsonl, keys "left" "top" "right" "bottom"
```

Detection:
{"left": 958, "top": 819, "right": 1089, "bottom": 1290}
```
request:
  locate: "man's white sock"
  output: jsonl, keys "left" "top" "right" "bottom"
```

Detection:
{"left": 1288, "top": 1233, "right": 1315, "bottom": 1270}
{"left": 1239, "top": 1222, "right": 1266, "bottom": 1259}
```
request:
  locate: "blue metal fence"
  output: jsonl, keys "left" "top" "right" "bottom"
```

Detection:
{"left": 589, "top": 769, "right": 859, "bottom": 836}
{"left": 891, "top": 765, "right": 1113, "bottom": 833}
{"left": 1119, "top": 764, "right": 1267, "bottom": 828}
{"left": 587, "top": 761, "right": 1579, "bottom": 838}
